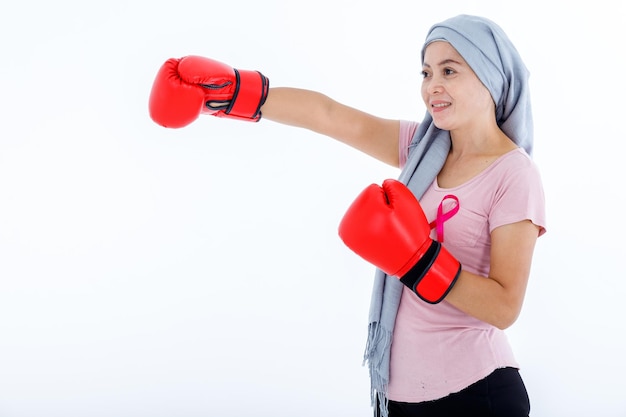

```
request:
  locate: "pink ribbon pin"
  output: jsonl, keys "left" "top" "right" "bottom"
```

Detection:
{"left": 428, "top": 194, "right": 459, "bottom": 243}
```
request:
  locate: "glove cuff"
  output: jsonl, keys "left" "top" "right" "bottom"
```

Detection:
{"left": 399, "top": 240, "right": 461, "bottom": 304}
{"left": 223, "top": 69, "right": 270, "bottom": 121}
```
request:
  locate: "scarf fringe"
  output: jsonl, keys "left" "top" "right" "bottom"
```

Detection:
{"left": 363, "top": 322, "right": 393, "bottom": 417}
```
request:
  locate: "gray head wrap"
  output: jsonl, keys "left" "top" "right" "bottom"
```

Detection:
{"left": 422, "top": 14, "right": 533, "bottom": 154}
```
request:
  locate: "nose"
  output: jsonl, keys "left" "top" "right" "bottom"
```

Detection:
{"left": 426, "top": 74, "right": 443, "bottom": 95}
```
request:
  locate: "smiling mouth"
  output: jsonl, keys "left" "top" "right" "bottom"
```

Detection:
{"left": 432, "top": 103, "right": 451, "bottom": 108}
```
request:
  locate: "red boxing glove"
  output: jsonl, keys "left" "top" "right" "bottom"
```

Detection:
{"left": 338, "top": 179, "right": 461, "bottom": 304}
{"left": 149, "top": 56, "right": 269, "bottom": 128}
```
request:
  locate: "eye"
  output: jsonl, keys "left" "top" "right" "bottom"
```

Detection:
{"left": 421, "top": 70, "right": 431, "bottom": 79}
{"left": 444, "top": 68, "right": 456, "bottom": 76}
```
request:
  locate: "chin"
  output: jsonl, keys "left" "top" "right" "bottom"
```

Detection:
{"left": 431, "top": 119, "right": 451, "bottom": 131}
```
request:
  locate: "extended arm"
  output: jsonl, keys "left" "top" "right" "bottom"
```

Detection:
{"left": 149, "top": 57, "right": 401, "bottom": 167}
{"left": 261, "top": 87, "right": 400, "bottom": 167}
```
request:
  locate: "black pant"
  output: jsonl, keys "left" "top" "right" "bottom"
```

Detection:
{"left": 378, "top": 367, "right": 530, "bottom": 417}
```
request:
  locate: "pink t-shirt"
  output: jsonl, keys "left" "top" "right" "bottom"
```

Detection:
{"left": 387, "top": 121, "right": 546, "bottom": 402}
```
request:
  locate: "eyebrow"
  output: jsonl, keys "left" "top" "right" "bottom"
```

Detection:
{"left": 423, "top": 59, "right": 464, "bottom": 68}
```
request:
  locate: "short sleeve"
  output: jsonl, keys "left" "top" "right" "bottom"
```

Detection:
{"left": 489, "top": 153, "right": 547, "bottom": 236}
{"left": 398, "top": 120, "right": 419, "bottom": 169}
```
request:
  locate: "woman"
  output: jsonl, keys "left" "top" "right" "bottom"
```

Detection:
{"left": 149, "top": 14, "right": 546, "bottom": 417}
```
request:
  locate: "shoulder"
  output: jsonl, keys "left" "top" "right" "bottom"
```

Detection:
{"left": 497, "top": 148, "right": 537, "bottom": 169}
{"left": 490, "top": 148, "right": 543, "bottom": 184}
{"left": 488, "top": 148, "right": 547, "bottom": 234}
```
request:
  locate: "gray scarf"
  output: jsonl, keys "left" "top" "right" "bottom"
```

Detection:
{"left": 363, "top": 14, "right": 534, "bottom": 417}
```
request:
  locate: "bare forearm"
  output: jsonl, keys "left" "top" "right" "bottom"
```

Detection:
{"left": 445, "top": 271, "right": 524, "bottom": 330}
{"left": 261, "top": 87, "right": 401, "bottom": 166}
{"left": 261, "top": 87, "right": 333, "bottom": 131}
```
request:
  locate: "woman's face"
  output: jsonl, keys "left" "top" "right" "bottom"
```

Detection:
{"left": 421, "top": 41, "right": 495, "bottom": 132}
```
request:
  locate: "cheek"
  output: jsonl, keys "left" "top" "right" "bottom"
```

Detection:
{"left": 420, "top": 83, "right": 429, "bottom": 107}
{"left": 470, "top": 85, "right": 495, "bottom": 110}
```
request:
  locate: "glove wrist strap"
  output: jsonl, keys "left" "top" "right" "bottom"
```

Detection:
{"left": 224, "top": 69, "right": 270, "bottom": 121}
{"left": 399, "top": 241, "right": 461, "bottom": 304}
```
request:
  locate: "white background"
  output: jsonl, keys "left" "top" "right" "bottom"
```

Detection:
{"left": 1, "top": 1, "right": 625, "bottom": 416}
